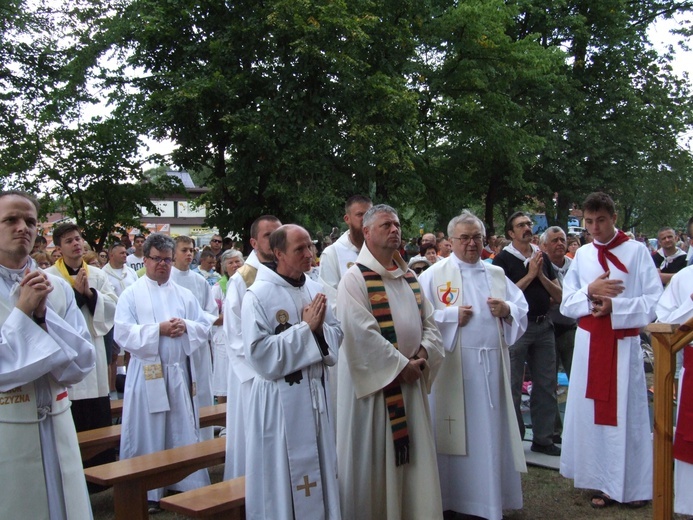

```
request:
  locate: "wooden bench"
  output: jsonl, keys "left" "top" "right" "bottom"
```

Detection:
{"left": 84, "top": 436, "right": 226, "bottom": 520}
{"left": 159, "top": 477, "right": 245, "bottom": 519}
{"left": 78, "top": 403, "right": 226, "bottom": 461}
{"left": 110, "top": 398, "right": 124, "bottom": 418}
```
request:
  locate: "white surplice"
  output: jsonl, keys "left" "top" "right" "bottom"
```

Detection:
{"left": 222, "top": 251, "right": 261, "bottom": 480}
{"left": 0, "top": 262, "right": 94, "bottom": 520}
{"left": 336, "top": 245, "right": 444, "bottom": 520}
{"left": 243, "top": 264, "right": 342, "bottom": 520}
{"left": 559, "top": 235, "right": 662, "bottom": 502}
{"left": 655, "top": 265, "right": 693, "bottom": 515}
{"left": 114, "top": 275, "right": 215, "bottom": 502}
{"left": 46, "top": 265, "right": 117, "bottom": 401}
{"left": 170, "top": 266, "right": 218, "bottom": 441}
{"left": 419, "top": 255, "right": 528, "bottom": 520}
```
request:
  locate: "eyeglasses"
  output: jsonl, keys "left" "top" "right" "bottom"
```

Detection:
{"left": 513, "top": 221, "right": 533, "bottom": 229}
{"left": 451, "top": 234, "right": 483, "bottom": 244}
{"left": 412, "top": 265, "right": 429, "bottom": 274}
{"left": 210, "top": 239, "right": 222, "bottom": 243}
{"left": 147, "top": 256, "right": 173, "bottom": 265}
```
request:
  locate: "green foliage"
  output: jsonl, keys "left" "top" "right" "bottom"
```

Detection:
{"left": 1, "top": 0, "right": 692, "bottom": 243}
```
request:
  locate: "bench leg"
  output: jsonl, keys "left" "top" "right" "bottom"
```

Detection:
{"left": 112, "top": 481, "right": 148, "bottom": 520}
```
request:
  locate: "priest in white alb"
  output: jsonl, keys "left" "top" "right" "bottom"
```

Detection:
{"left": 419, "top": 210, "right": 528, "bottom": 520}
{"left": 655, "top": 265, "right": 693, "bottom": 516}
{"left": 222, "top": 215, "right": 281, "bottom": 480}
{"left": 243, "top": 224, "right": 342, "bottom": 520}
{"left": 559, "top": 192, "right": 662, "bottom": 509}
{"left": 114, "top": 234, "right": 215, "bottom": 513}
{"left": 336, "top": 204, "right": 444, "bottom": 520}
{"left": 0, "top": 191, "right": 95, "bottom": 520}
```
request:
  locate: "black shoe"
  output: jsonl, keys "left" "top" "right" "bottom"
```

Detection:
{"left": 531, "top": 442, "right": 561, "bottom": 456}
{"left": 552, "top": 434, "right": 563, "bottom": 445}
{"left": 147, "top": 501, "right": 162, "bottom": 515}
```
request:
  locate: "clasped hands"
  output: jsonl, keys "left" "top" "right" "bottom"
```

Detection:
{"left": 588, "top": 271, "right": 624, "bottom": 317}
{"left": 160, "top": 317, "right": 187, "bottom": 338}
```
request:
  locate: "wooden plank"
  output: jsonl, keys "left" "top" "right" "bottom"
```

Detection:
{"left": 78, "top": 403, "right": 226, "bottom": 460}
{"left": 84, "top": 437, "right": 226, "bottom": 520}
{"left": 159, "top": 477, "right": 245, "bottom": 519}
{"left": 84, "top": 437, "right": 225, "bottom": 485}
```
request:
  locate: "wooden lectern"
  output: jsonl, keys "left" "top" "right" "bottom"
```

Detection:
{"left": 647, "top": 318, "right": 693, "bottom": 520}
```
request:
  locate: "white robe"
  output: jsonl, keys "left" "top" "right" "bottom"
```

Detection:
{"left": 336, "top": 245, "right": 444, "bottom": 520}
{"left": 102, "top": 263, "right": 138, "bottom": 297}
{"left": 46, "top": 265, "right": 117, "bottom": 401}
{"left": 0, "top": 264, "right": 94, "bottom": 520}
{"left": 318, "top": 231, "right": 359, "bottom": 314}
{"left": 170, "top": 266, "right": 218, "bottom": 441}
{"left": 655, "top": 265, "right": 693, "bottom": 515}
{"left": 419, "top": 255, "right": 528, "bottom": 520}
{"left": 318, "top": 231, "right": 358, "bottom": 434}
{"left": 114, "top": 276, "right": 214, "bottom": 502}
{"left": 243, "top": 264, "right": 342, "bottom": 520}
{"left": 211, "top": 282, "right": 227, "bottom": 396}
{"left": 559, "top": 235, "right": 662, "bottom": 502}
{"left": 222, "top": 250, "right": 261, "bottom": 480}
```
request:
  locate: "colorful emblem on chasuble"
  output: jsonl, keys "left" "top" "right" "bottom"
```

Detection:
{"left": 437, "top": 281, "right": 459, "bottom": 306}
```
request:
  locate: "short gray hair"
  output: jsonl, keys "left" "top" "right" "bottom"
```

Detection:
{"left": 363, "top": 204, "right": 398, "bottom": 228}
{"left": 220, "top": 249, "right": 244, "bottom": 276}
{"left": 143, "top": 233, "right": 175, "bottom": 257}
{"left": 540, "top": 226, "right": 566, "bottom": 245}
{"left": 447, "top": 210, "right": 486, "bottom": 239}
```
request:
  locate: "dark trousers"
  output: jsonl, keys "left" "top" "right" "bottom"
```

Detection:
{"left": 509, "top": 319, "right": 558, "bottom": 446}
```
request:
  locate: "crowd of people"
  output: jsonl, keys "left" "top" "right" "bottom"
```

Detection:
{"left": 1, "top": 188, "right": 692, "bottom": 520}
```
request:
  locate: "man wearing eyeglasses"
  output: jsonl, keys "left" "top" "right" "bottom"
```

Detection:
{"left": 419, "top": 210, "right": 528, "bottom": 519}
{"left": 114, "top": 233, "right": 215, "bottom": 513}
{"left": 493, "top": 211, "right": 563, "bottom": 457}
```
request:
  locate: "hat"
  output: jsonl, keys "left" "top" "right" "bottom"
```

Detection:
{"left": 408, "top": 256, "right": 432, "bottom": 269}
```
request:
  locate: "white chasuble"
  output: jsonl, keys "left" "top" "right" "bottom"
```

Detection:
{"left": 0, "top": 265, "right": 94, "bottom": 520}
{"left": 419, "top": 256, "right": 528, "bottom": 519}
{"left": 243, "top": 265, "right": 342, "bottom": 520}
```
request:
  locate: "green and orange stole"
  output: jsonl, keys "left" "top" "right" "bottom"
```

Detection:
{"left": 357, "top": 263, "right": 423, "bottom": 466}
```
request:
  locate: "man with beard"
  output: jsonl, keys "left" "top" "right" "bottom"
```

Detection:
{"left": 493, "top": 212, "right": 562, "bottom": 456}
{"left": 222, "top": 215, "right": 282, "bottom": 480}
{"left": 319, "top": 195, "right": 372, "bottom": 311}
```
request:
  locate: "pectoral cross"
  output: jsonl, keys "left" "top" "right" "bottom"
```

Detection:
{"left": 444, "top": 415, "right": 455, "bottom": 434}
{"left": 296, "top": 475, "right": 317, "bottom": 497}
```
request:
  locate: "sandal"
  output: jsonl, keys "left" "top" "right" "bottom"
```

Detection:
{"left": 623, "top": 500, "right": 648, "bottom": 509}
{"left": 590, "top": 492, "right": 616, "bottom": 509}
